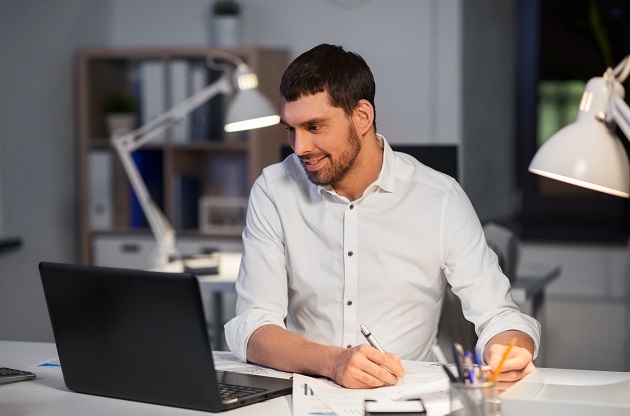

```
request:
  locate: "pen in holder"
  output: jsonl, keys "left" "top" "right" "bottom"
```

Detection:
{"left": 449, "top": 381, "right": 499, "bottom": 416}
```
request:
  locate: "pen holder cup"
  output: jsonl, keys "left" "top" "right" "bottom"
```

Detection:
{"left": 449, "top": 381, "right": 499, "bottom": 416}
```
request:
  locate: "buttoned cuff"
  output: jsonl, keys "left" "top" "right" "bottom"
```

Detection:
{"left": 476, "top": 312, "right": 541, "bottom": 363}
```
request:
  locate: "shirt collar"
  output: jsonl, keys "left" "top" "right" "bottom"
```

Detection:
{"left": 318, "top": 133, "right": 397, "bottom": 197}
{"left": 373, "top": 134, "right": 396, "bottom": 193}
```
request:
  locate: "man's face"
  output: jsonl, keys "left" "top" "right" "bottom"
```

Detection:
{"left": 280, "top": 92, "right": 361, "bottom": 187}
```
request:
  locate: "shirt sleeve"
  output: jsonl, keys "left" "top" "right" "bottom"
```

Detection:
{"left": 440, "top": 181, "right": 541, "bottom": 360}
{"left": 224, "top": 175, "right": 289, "bottom": 362}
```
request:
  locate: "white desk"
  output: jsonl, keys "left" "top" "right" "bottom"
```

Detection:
{"left": 0, "top": 340, "right": 291, "bottom": 416}
{"left": 5, "top": 341, "right": 629, "bottom": 416}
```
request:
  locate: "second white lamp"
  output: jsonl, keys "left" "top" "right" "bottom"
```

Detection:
{"left": 529, "top": 57, "right": 630, "bottom": 198}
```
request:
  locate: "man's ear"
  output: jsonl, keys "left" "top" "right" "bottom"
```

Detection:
{"left": 353, "top": 99, "right": 374, "bottom": 136}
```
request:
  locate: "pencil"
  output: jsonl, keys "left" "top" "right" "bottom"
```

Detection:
{"left": 489, "top": 338, "right": 516, "bottom": 384}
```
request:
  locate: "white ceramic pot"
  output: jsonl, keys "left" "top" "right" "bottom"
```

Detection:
{"left": 213, "top": 16, "right": 240, "bottom": 46}
{"left": 105, "top": 113, "right": 137, "bottom": 136}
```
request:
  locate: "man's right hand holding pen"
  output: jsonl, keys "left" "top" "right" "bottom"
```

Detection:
{"left": 327, "top": 324, "right": 407, "bottom": 389}
{"left": 331, "top": 343, "right": 406, "bottom": 389}
{"left": 246, "top": 324, "right": 405, "bottom": 390}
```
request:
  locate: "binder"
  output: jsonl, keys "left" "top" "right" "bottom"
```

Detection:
{"left": 190, "top": 61, "right": 210, "bottom": 141}
{"left": 88, "top": 151, "right": 113, "bottom": 230}
{"left": 129, "top": 150, "right": 164, "bottom": 228}
{"left": 190, "top": 61, "right": 224, "bottom": 141}
{"left": 139, "top": 61, "right": 166, "bottom": 143}
{"left": 169, "top": 60, "right": 190, "bottom": 143}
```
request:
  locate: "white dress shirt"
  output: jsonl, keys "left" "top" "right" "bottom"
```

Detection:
{"left": 225, "top": 135, "right": 540, "bottom": 362}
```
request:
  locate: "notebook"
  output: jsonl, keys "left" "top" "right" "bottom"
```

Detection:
{"left": 39, "top": 261, "right": 292, "bottom": 413}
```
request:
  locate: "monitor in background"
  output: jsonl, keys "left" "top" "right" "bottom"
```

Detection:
{"left": 390, "top": 145, "right": 458, "bottom": 181}
{"left": 280, "top": 144, "right": 459, "bottom": 181}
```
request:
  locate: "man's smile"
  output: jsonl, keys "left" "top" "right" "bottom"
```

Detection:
{"left": 300, "top": 154, "right": 328, "bottom": 171}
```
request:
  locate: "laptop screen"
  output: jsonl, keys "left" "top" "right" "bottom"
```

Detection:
{"left": 39, "top": 262, "right": 291, "bottom": 412}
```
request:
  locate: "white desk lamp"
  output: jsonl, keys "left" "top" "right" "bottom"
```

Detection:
{"left": 529, "top": 56, "right": 630, "bottom": 197}
{"left": 111, "top": 51, "right": 280, "bottom": 270}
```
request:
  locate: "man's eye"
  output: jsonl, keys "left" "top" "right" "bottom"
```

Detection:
{"left": 309, "top": 125, "right": 321, "bottom": 131}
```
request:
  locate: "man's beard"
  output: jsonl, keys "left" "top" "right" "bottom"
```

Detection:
{"left": 300, "top": 124, "right": 362, "bottom": 187}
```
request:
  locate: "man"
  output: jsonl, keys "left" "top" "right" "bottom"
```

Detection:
{"left": 225, "top": 44, "right": 540, "bottom": 390}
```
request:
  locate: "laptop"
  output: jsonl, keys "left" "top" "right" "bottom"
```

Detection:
{"left": 39, "top": 261, "right": 292, "bottom": 413}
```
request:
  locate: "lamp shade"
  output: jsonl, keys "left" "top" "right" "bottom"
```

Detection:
{"left": 528, "top": 77, "right": 630, "bottom": 198}
{"left": 224, "top": 88, "right": 280, "bottom": 132}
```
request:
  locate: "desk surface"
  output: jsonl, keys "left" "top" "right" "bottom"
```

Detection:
{"left": 196, "top": 252, "right": 242, "bottom": 293}
{"left": 0, "top": 340, "right": 291, "bottom": 416}
{"left": 4, "top": 340, "right": 627, "bottom": 416}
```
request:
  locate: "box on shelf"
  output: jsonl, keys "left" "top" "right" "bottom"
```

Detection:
{"left": 199, "top": 196, "right": 247, "bottom": 235}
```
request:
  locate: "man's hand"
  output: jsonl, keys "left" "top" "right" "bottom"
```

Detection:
{"left": 484, "top": 330, "right": 536, "bottom": 392}
{"left": 246, "top": 325, "right": 405, "bottom": 389}
{"left": 331, "top": 344, "right": 405, "bottom": 389}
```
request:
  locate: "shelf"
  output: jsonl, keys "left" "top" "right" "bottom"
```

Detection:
{"left": 90, "top": 228, "right": 243, "bottom": 239}
{"left": 88, "top": 138, "right": 250, "bottom": 152}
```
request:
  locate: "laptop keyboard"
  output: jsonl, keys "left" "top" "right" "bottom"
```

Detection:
{"left": 0, "top": 367, "right": 36, "bottom": 385}
{"left": 218, "top": 382, "right": 266, "bottom": 400}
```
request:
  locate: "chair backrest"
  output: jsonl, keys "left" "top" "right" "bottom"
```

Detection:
{"left": 482, "top": 222, "right": 520, "bottom": 283}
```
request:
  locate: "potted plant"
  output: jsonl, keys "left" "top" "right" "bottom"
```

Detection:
{"left": 104, "top": 92, "right": 136, "bottom": 136}
{"left": 211, "top": 0, "right": 241, "bottom": 46}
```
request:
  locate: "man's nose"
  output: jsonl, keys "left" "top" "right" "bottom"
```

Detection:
{"left": 291, "top": 130, "right": 313, "bottom": 156}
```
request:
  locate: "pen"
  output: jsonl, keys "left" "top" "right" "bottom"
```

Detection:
{"left": 452, "top": 343, "right": 466, "bottom": 383}
{"left": 488, "top": 338, "right": 516, "bottom": 384}
{"left": 464, "top": 351, "right": 475, "bottom": 384}
{"left": 474, "top": 346, "right": 487, "bottom": 383}
{"left": 359, "top": 324, "right": 404, "bottom": 383}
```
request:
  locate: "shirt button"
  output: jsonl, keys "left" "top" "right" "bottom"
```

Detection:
{"left": 347, "top": 300, "right": 353, "bottom": 306}
{"left": 348, "top": 251, "right": 353, "bottom": 257}
{"left": 349, "top": 204, "right": 354, "bottom": 210}
{"left": 346, "top": 345, "right": 352, "bottom": 349}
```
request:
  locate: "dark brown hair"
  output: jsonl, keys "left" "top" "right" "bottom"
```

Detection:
{"left": 280, "top": 44, "right": 376, "bottom": 129}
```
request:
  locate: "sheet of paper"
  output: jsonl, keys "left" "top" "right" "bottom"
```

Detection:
{"left": 296, "top": 360, "right": 451, "bottom": 416}
{"left": 293, "top": 373, "right": 336, "bottom": 416}
{"left": 211, "top": 351, "right": 293, "bottom": 379}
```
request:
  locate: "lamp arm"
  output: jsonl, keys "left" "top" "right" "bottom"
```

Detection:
{"left": 111, "top": 74, "right": 233, "bottom": 269}
{"left": 119, "top": 75, "right": 233, "bottom": 152}
{"left": 611, "top": 94, "right": 630, "bottom": 143}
